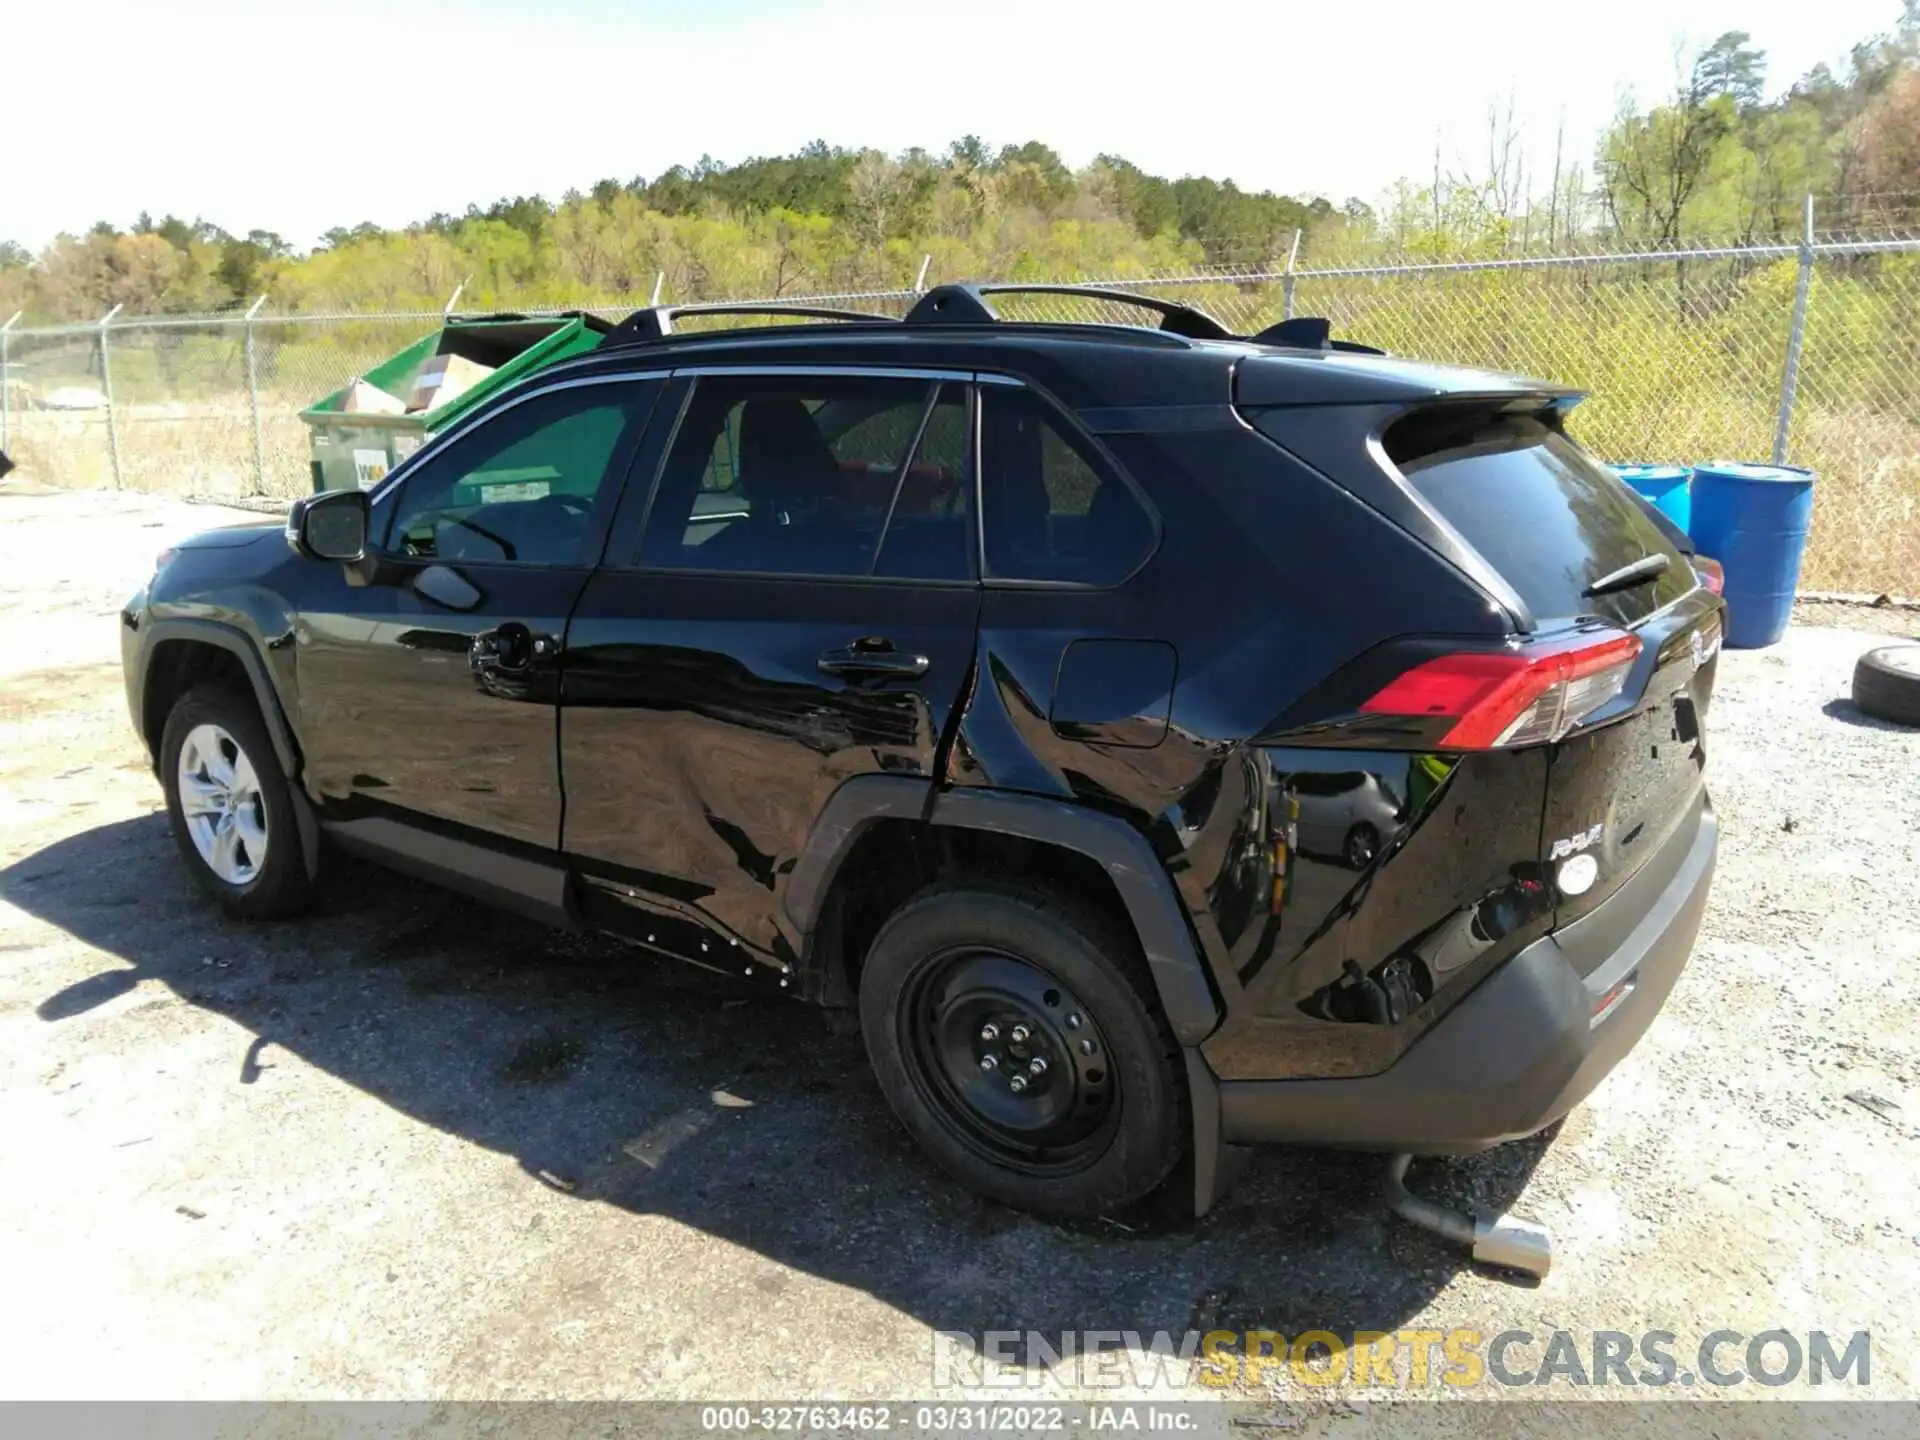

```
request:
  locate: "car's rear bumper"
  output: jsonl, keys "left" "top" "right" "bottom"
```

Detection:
{"left": 1216, "top": 795, "right": 1716, "bottom": 1154}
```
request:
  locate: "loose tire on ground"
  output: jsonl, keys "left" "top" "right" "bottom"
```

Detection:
{"left": 159, "top": 684, "right": 316, "bottom": 919}
{"left": 858, "top": 881, "right": 1188, "bottom": 1219}
{"left": 1851, "top": 645, "right": 1920, "bottom": 728}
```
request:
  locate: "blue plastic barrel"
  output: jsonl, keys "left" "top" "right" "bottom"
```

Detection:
{"left": 1609, "top": 463, "right": 1693, "bottom": 532}
{"left": 1687, "top": 463, "right": 1816, "bottom": 649}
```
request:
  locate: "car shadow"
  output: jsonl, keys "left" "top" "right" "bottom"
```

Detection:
{"left": 4, "top": 814, "right": 1554, "bottom": 1364}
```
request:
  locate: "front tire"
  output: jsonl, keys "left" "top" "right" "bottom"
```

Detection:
{"left": 859, "top": 882, "right": 1187, "bottom": 1218}
{"left": 160, "top": 685, "right": 315, "bottom": 919}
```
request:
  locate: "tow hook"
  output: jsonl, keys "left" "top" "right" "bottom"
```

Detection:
{"left": 1384, "top": 1153, "right": 1553, "bottom": 1279}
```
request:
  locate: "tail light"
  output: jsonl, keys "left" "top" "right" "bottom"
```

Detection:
{"left": 1692, "top": 554, "right": 1725, "bottom": 595}
{"left": 1360, "top": 630, "right": 1642, "bottom": 749}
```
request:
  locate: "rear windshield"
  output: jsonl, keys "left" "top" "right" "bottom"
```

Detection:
{"left": 1383, "top": 408, "right": 1692, "bottom": 627}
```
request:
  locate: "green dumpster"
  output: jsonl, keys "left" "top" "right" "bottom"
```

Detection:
{"left": 300, "top": 312, "right": 612, "bottom": 492}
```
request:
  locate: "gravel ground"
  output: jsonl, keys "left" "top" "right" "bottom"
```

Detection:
{"left": 2, "top": 484, "right": 1918, "bottom": 1426}
{"left": 1794, "top": 597, "right": 1920, "bottom": 640}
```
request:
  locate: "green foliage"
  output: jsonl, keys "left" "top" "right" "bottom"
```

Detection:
{"left": 1596, "top": 5, "right": 1920, "bottom": 244}
{"left": 5, "top": 135, "right": 1352, "bottom": 323}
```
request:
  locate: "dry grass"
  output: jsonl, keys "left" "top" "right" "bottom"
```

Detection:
{"left": 6, "top": 393, "right": 319, "bottom": 501}
{"left": 1793, "top": 408, "right": 1920, "bottom": 595}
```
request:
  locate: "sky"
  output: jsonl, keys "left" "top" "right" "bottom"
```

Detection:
{"left": 2, "top": 0, "right": 1907, "bottom": 251}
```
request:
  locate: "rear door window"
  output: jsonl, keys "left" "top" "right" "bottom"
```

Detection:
{"left": 1382, "top": 409, "right": 1691, "bottom": 627}
{"left": 640, "top": 374, "right": 971, "bottom": 580}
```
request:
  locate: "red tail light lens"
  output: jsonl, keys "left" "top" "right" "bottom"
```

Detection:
{"left": 1693, "top": 554, "right": 1725, "bottom": 596}
{"left": 1360, "top": 631, "right": 1642, "bottom": 749}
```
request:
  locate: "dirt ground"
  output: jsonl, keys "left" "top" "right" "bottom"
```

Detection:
{"left": 2, "top": 484, "right": 1917, "bottom": 1426}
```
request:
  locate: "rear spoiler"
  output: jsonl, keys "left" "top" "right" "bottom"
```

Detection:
{"left": 1248, "top": 316, "right": 1386, "bottom": 356}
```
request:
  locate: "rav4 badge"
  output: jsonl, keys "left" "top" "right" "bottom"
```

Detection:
{"left": 1548, "top": 822, "right": 1604, "bottom": 861}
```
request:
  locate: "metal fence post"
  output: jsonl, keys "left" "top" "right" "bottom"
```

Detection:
{"left": 241, "top": 296, "right": 269, "bottom": 496}
{"left": 1282, "top": 229, "right": 1303, "bottom": 320}
{"left": 1772, "top": 194, "right": 1816, "bottom": 466}
{"left": 0, "top": 311, "right": 19, "bottom": 453}
{"left": 99, "top": 303, "right": 124, "bottom": 489}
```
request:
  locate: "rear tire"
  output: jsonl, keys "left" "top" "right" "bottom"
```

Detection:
{"left": 160, "top": 685, "right": 315, "bottom": 919}
{"left": 858, "top": 881, "right": 1188, "bottom": 1219}
{"left": 1852, "top": 645, "right": 1920, "bottom": 728}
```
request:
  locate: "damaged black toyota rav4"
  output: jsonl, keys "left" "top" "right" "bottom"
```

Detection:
{"left": 121, "top": 285, "right": 1720, "bottom": 1232}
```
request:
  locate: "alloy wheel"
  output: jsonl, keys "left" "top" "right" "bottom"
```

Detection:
{"left": 176, "top": 723, "right": 269, "bottom": 886}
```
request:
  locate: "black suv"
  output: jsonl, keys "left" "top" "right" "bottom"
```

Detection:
{"left": 121, "top": 285, "right": 1720, "bottom": 1220}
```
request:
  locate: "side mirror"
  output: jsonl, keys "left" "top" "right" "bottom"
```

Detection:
{"left": 287, "top": 488, "right": 370, "bottom": 562}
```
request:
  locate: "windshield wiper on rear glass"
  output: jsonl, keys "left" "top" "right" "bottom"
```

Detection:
{"left": 1583, "top": 552, "right": 1671, "bottom": 598}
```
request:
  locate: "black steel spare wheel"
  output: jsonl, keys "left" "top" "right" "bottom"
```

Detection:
{"left": 904, "top": 949, "right": 1119, "bottom": 1174}
{"left": 858, "top": 882, "right": 1187, "bottom": 1218}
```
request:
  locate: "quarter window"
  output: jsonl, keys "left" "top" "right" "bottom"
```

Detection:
{"left": 979, "top": 386, "right": 1154, "bottom": 584}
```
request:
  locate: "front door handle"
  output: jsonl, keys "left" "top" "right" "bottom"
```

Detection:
{"left": 818, "top": 642, "right": 930, "bottom": 679}
{"left": 470, "top": 622, "right": 558, "bottom": 674}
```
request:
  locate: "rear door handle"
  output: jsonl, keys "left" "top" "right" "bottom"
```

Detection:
{"left": 818, "top": 645, "right": 930, "bottom": 679}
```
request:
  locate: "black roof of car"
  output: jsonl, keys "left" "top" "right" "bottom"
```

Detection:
{"left": 538, "top": 283, "right": 1576, "bottom": 412}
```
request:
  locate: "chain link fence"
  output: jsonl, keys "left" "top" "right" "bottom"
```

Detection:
{"left": 4, "top": 234, "right": 1917, "bottom": 596}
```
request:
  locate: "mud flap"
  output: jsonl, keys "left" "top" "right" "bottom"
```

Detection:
{"left": 287, "top": 784, "right": 323, "bottom": 884}
{"left": 1185, "top": 1047, "right": 1247, "bottom": 1217}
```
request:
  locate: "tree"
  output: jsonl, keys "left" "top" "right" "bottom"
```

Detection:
{"left": 1597, "top": 42, "right": 1745, "bottom": 246}
{"left": 948, "top": 135, "right": 991, "bottom": 171}
{"left": 467, "top": 195, "right": 553, "bottom": 241}
{"left": 1694, "top": 31, "right": 1769, "bottom": 110}
{"left": 844, "top": 151, "right": 913, "bottom": 247}
{"left": 0, "top": 243, "right": 30, "bottom": 321}
{"left": 1087, "top": 155, "right": 1178, "bottom": 238}
{"left": 320, "top": 222, "right": 386, "bottom": 250}
{"left": 992, "top": 140, "right": 1074, "bottom": 212}
{"left": 1788, "top": 3, "right": 1920, "bottom": 224}
{"left": 1860, "top": 67, "right": 1920, "bottom": 205}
